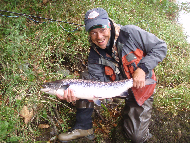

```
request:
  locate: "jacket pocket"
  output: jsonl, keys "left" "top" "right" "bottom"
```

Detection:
{"left": 105, "top": 66, "right": 116, "bottom": 81}
{"left": 122, "top": 51, "right": 142, "bottom": 79}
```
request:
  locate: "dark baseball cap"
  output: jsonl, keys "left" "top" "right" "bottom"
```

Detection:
{"left": 84, "top": 8, "right": 109, "bottom": 32}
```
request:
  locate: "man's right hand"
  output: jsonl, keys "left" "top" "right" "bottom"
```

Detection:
{"left": 56, "top": 88, "right": 78, "bottom": 102}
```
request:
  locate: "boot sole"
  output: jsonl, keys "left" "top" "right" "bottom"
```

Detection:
{"left": 59, "top": 134, "right": 95, "bottom": 143}
{"left": 85, "top": 134, "right": 95, "bottom": 140}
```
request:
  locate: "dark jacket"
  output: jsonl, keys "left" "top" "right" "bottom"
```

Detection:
{"left": 87, "top": 21, "right": 167, "bottom": 105}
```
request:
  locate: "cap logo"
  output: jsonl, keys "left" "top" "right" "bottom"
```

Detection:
{"left": 88, "top": 11, "right": 99, "bottom": 19}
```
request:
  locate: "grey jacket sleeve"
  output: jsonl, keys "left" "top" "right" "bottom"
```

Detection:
{"left": 123, "top": 25, "right": 167, "bottom": 72}
{"left": 88, "top": 62, "right": 111, "bottom": 82}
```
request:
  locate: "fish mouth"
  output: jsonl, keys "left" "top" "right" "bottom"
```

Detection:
{"left": 40, "top": 88, "right": 50, "bottom": 92}
{"left": 40, "top": 84, "right": 50, "bottom": 92}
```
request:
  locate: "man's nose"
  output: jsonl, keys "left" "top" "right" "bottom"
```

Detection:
{"left": 97, "top": 32, "right": 103, "bottom": 39}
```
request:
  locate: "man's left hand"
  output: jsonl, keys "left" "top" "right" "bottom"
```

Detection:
{"left": 132, "top": 68, "right": 145, "bottom": 88}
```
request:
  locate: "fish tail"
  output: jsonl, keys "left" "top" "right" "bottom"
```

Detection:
{"left": 145, "top": 78, "right": 156, "bottom": 85}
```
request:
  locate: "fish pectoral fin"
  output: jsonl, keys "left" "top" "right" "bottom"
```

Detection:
{"left": 93, "top": 99, "right": 101, "bottom": 106}
{"left": 119, "top": 91, "right": 128, "bottom": 96}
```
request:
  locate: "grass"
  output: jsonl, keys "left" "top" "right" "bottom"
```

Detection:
{"left": 0, "top": 0, "right": 190, "bottom": 142}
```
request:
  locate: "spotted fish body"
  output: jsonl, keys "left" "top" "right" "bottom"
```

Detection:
{"left": 41, "top": 78, "right": 155, "bottom": 105}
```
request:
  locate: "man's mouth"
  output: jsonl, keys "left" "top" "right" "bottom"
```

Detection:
{"left": 98, "top": 39, "right": 105, "bottom": 44}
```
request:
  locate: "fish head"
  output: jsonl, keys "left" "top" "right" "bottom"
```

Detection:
{"left": 40, "top": 87, "right": 65, "bottom": 97}
{"left": 40, "top": 82, "right": 70, "bottom": 97}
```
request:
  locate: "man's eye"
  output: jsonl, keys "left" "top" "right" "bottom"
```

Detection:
{"left": 90, "top": 32, "right": 96, "bottom": 35}
{"left": 101, "top": 28, "right": 106, "bottom": 32}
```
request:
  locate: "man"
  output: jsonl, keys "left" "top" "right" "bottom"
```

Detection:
{"left": 57, "top": 8, "right": 167, "bottom": 143}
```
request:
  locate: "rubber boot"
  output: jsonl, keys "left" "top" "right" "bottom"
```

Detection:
{"left": 58, "top": 100, "right": 95, "bottom": 142}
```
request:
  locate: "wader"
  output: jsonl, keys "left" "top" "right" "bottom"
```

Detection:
{"left": 73, "top": 71, "right": 153, "bottom": 143}
{"left": 123, "top": 89, "right": 153, "bottom": 142}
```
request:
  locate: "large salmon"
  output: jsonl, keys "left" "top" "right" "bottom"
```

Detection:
{"left": 41, "top": 78, "right": 155, "bottom": 105}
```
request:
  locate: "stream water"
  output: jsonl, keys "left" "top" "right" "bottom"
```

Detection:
{"left": 176, "top": 0, "right": 190, "bottom": 43}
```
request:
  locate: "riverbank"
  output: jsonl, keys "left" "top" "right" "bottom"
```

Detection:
{"left": 0, "top": 0, "right": 189, "bottom": 142}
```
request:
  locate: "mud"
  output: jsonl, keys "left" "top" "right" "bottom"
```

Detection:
{"left": 36, "top": 105, "right": 189, "bottom": 143}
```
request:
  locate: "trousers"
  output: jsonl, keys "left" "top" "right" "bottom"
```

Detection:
{"left": 73, "top": 71, "right": 153, "bottom": 143}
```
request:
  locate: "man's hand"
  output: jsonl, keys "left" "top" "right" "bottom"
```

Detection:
{"left": 56, "top": 88, "right": 78, "bottom": 102}
{"left": 132, "top": 68, "right": 146, "bottom": 89}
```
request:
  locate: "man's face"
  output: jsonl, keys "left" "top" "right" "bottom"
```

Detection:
{"left": 89, "top": 27, "right": 111, "bottom": 49}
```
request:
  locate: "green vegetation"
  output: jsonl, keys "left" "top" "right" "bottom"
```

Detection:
{"left": 0, "top": 0, "right": 189, "bottom": 142}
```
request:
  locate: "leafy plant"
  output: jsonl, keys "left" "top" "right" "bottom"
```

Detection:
{"left": 0, "top": 0, "right": 189, "bottom": 142}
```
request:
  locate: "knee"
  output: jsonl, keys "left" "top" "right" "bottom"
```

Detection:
{"left": 130, "top": 132, "right": 144, "bottom": 143}
{"left": 125, "top": 130, "right": 148, "bottom": 143}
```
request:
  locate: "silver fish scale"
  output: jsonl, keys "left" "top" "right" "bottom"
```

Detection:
{"left": 61, "top": 78, "right": 132, "bottom": 88}
{"left": 43, "top": 78, "right": 133, "bottom": 88}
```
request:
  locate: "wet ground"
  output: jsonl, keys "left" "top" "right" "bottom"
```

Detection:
{"left": 36, "top": 103, "right": 190, "bottom": 143}
{"left": 113, "top": 107, "right": 190, "bottom": 143}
